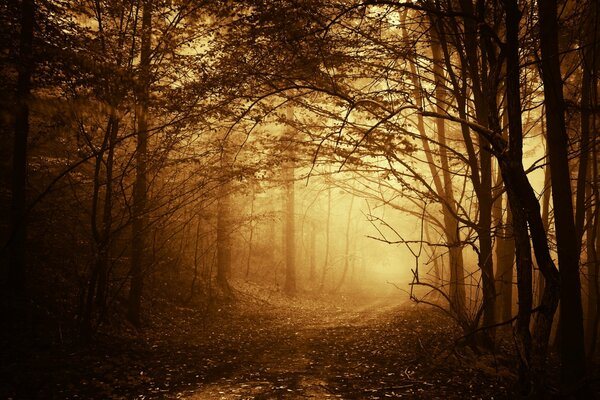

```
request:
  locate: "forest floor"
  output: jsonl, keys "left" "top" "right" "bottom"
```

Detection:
{"left": 1, "top": 282, "right": 544, "bottom": 399}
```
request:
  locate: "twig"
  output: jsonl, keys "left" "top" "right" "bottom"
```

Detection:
{"left": 318, "top": 384, "right": 336, "bottom": 394}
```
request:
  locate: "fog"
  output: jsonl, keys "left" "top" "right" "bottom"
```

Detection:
{"left": 3, "top": 0, "right": 598, "bottom": 397}
{"left": 225, "top": 167, "right": 415, "bottom": 301}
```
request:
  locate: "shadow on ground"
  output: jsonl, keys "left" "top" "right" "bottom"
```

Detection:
{"left": 1, "top": 285, "right": 520, "bottom": 399}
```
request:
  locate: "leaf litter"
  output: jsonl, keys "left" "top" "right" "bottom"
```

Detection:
{"left": 1, "top": 283, "right": 519, "bottom": 399}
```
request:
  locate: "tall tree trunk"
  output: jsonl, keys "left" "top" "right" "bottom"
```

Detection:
{"left": 494, "top": 99, "right": 515, "bottom": 324}
{"left": 430, "top": 9, "right": 499, "bottom": 330}
{"left": 537, "top": 0, "right": 587, "bottom": 394}
{"left": 283, "top": 143, "right": 296, "bottom": 294}
{"left": 320, "top": 184, "right": 331, "bottom": 291}
{"left": 505, "top": 183, "right": 534, "bottom": 394}
{"left": 97, "top": 114, "right": 118, "bottom": 321}
{"left": 425, "top": 223, "right": 442, "bottom": 288}
{"left": 578, "top": 0, "right": 600, "bottom": 360}
{"left": 430, "top": 36, "right": 467, "bottom": 320}
{"left": 81, "top": 114, "right": 119, "bottom": 342}
{"left": 128, "top": 0, "right": 152, "bottom": 327}
{"left": 309, "top": 220, "right": 316, "bottom": 282}
{"left": 575, "top": 0, "right": 598, "bottom": 247}
{"left": 586, "top": 153, "right": 599, "bottom": 357}
{"left": 537, "top": 149, "right": 551, "bottom": 306}
{"left": 452, "top": 0, "right": 496, "bottom": 337}
{"left": 245, "top": 190, "right": 255, "bottom": 279}
{"left": 7, "top": 0, "right": 35, "bottom": 298}
{"left": 189, "top": 216, "right": 202, "bottom": 301}
{"left": 335, "top": 193, "right": 355, "bottom": 293}
{"left": 401, "top": 9, "right": 464, "bottom": 312}
{"left": 495, "top": 201, "right": 515, "bottom": 323}
{"left": 216, "top": 158, "right": 232, "bottom": 296}
{"left": 504, "top": 1, "right": 560, "bottom": 393}
{"left": 477, "top": 164, "right": 495, "bottom": 342}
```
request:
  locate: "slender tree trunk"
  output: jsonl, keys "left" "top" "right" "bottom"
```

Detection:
{"left": 425, "top": 223, "right": 442, "bottom": 288}
{"left": 402, "top": 11, "right": 466, "bottom": 316}
{"left": 504, "top": 1, "right": 560, "bottom": 393}
{"left": 216, "top": 158, "right": 232, "bottom": 296}
{"left": 7, "top": 0, "right": 35, "bottom": 298}
{"left": 494, "top": 99, "right": 515, "bottom": 324}
{"left": 589, "top": 83, "right": 600, "bottom": 357}
{"left": 451, "top": 0, "right": 496, "bottom": 337}
{"left": 282, "top": 106, "right": 296, "bottom": 294}
{"left": 592, "top": 37, "right": 600, "bottom": 364}
{"left": 427, "top": 26, "right": 467, "bottom": 320}
{"left": 320, "top": 185, "right": 331, "bottom": 291}
{"left": 477, "top": 171, "right": 495, "bottom": 342}
{"left": 283, "top": 144, "right": 296, "bottom": 294}
{"left": 578, "top": 0, "right": 600, "bottom": 360}
{"left": 506, "top": 184, "right": 534, "bottom": 394}
{"left": 537, "top": 0, "right": 587, "bottom": 394}
{"left": 189, "top": 217, "right": 201, "bottom": 301}
{"left": 335, "top": 193, "right": 355, "bottom": 293}
{"left": 495, "top": 202, "right": 515, "bottom": 323}
{"left": 309, "top": 220, "right": 316, "bottom": 282}
{"left": 537, "top": 148, "right": 551, "bottom": 306}
{"left": 97, "top": 114, "right": 118, "bottom": 318}
{"left": 430, "top": 10, "right": 497, "bottom": 329}
{"left": 245, "top": 190, "right": 255, "bottom": 280}
{"left": 81, "top": 114, "right": 119, "bottom": 341}
{"left": 586, "top": 154, "right": 599, "bottom": 357}
{"left": 128, "top": 0, "right": 152, "bottom": 327}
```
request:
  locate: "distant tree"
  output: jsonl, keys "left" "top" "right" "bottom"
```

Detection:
{"left": 283, "top": 107, "right": 297, "bottom": 295}
{"left": 216, "top": 144, "right": 233, "bottom": 297}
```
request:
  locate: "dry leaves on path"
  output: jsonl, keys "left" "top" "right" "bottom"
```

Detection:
{"left": 1, "top": 285, "right": 518, "bottom": 399}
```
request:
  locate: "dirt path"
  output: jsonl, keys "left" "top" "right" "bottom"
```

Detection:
{"left": 185, "top": 298, "right": 405, "bottom": 399}
{"left": 1, "top": 292, "right": 517, "bottom": 399}
{"left": 176, "top": 296, "right": 514, "bottom": 400}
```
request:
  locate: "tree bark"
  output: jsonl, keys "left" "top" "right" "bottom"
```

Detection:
{"left": 537, "top": 0, "right": 587, "bottom": 394}
{"left": 335, "top": 192, "right": 355, "bottom": 293}
{"left": 430, "top": 35, "right": 467, "bottom": 320}
{"left": 245, "top": 190, "right": 255, "bottom": 279}
{"left": 128, "top": 0, "right": 152, "bottom": 327}
{"left": 454, "top": 0, "right": 496, "bottom": 339}
{"left": 429, "top": 8, "right": 497, "bottom": 330}
{"left": 309, "top": 220, "right": 316, "bottom": 282}
{"left": 216, "top": 156, "right": 232, "bottom": 296}
{"left": 407, "top": 20, "right": 468, "bottom": 320}
{"left": 81, "top": 114, "right": 119, "bottom": 342}
{"left": 578, "top": 0, "right": 600, "bottom": 360}
{"left": 495, "top": 201, "right": 515, "bottom": 323}
{"left": 504, "top": 1, "right": 560, "bottom": 393}
{"left": 283, "top": 135, "right": 296, "bottom": 294}
{"left": 320, "top": 184, "right": 332, "bottom": 291}
{"left": 586, "top": 153, "right": 599, "bottom": 357}
{"left": 8, "top": 0, "right": 35, "bottom": 298}
{"left": 537, "top": 150, "right": 551, "bottom": 306}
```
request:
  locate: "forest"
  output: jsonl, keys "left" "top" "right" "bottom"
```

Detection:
{"left": 1, "top": 0, "right": 600, "bottom": 398}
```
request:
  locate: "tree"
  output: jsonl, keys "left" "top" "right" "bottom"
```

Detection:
{"left": 575, "top": 0, "right": 600, "bottom": 362}
{"left": 334, "top": 186, "right": 355, "bottom": 293}
{"left": 283, "top": 107, "right": 297, "bottom": 294}
{"left": 7, "top": 0, "right": 34, "bottom": 299}
{"left": 216, "top": 145, "right": 233, "bottom": 297}
{"left": 128, "top": 0, "right": 152, "bottom": 328}
{"left": 537, "top": 0, "right": 587, "bottom": 393}
{"left": 401, "top": 9, "right": 467, "bottom": 322}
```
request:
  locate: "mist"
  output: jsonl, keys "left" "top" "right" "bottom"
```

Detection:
{"left": 2, "top": 0, "right": 599, "bottom": 398}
